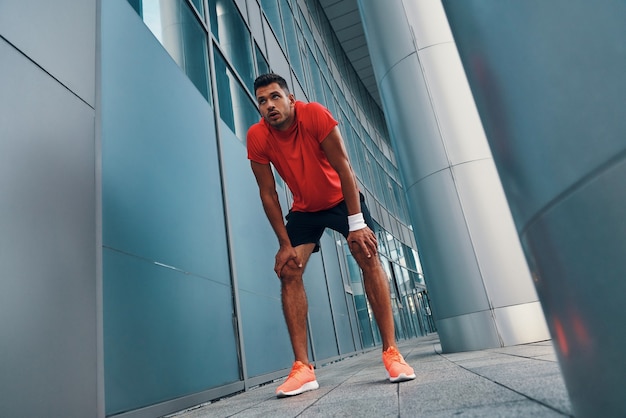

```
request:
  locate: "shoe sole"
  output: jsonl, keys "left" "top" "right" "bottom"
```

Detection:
{"left": 388, "top": 372, "right": 416, "bottom": 383}
{"left": 276, "top": 380, "right": 319, "bottom": 398}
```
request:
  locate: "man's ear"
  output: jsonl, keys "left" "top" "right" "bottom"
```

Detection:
{"left": 288, "top": 93, "right": 296, "bottom": 104}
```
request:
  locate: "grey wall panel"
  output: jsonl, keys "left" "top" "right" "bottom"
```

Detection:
{"left": 402, "top": 0, "right": 453, "bottom": 49}
{"left": 404, "top": 170, "right": 490, "bottom": 319}
{"left": 435, "top": 310, "right": 500, "bottom": 353}
{"left": 356, "top": 0, "right": 415, "bottom": 85}
{"left": 418, "top": 43, "right": 492, "bottom": 166}
{"left": 0, "top": 37, "right": 97, "bottom": 417}
{"left": 493, "top": 302, "right": 548, "bottom": 347}
{"left": 264, "top": 19, "right": 290, "bottom": 79}
{"left": 246, "top": 0, "right": 265, "bottom": 45}
{"left": 0, "top": 0, "right": 96, "bottom": 106}
{"left": 378, "top": 55, "right": 449, "bottom": 187}
{"left": 452, "top": 160, "right": 539, "bottom": 308}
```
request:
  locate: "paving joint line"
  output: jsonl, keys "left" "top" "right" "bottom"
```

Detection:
{"left": 436, "top": 352, "right": 572, "bottom": 416}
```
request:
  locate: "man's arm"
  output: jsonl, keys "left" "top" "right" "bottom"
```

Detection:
{"left": 320, "top": 126, "right": 377, "bottom": 258}
{"left": 250, "top": 161, "right": 302, "bottom": 276}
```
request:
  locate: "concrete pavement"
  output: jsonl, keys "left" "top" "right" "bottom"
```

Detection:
{"left": 168, "top": 334, "right": 572, "bottom": 417}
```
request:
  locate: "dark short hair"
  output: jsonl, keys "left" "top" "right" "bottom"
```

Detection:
{"left": 254, "top": 73, "right": 290, "bottom": 95}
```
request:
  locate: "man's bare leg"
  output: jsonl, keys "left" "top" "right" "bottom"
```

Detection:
{"left": 279, "top": 243, "right": 316, "bottom": 364}
{"left": 351, "top": 243, "right": 415, "bottom": 381}
{"left": 351, "top": 247, "right": 397, "bottom": 350}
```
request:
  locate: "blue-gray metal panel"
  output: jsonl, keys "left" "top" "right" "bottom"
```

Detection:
{"left": 219, "top": 121, "right": 283, "bottom": 297}
{"left": 305, "top": 246, "right": 340, "bottom": 361}
{"left": 101, "top": 0, "right": 230, "bottom": 284}
{"left": 0, "top": 37, "right": 97, "bottom": 417}
{"left": 101, "top": 0, "right": 238, "bottom": 414}
{"left": 238, "top": 288, "right": 293, "bottom": 377}
{"left": 320, "top": 231, "right": 356, "bottom": 354}
{"left": 103, "top": 248, "right": 240, "bottom": 416}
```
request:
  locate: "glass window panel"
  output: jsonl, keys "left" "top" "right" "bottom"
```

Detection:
{"left": 128, "top": 0, "right": 142, "bottom": 14}
{"left": 264, "top": 18, "right": 290, "bottom": 79}
{"left": 233, "top": 0, "right": 246, "bottom": 18}
{"left": 214, "top": 50, "right": 260, "bottom": 141}
{"left": 255, "top": 43, "right": 270, "bottom": 76}
{"left": 299, "top": 7, "right": 314, "bottom": 49}
{"left": 142, "top": 0, "right": 210, "bottom": 99}
{"left": 280, "top": 0, "right": 305, "bottom": 86}
{"left": 321, "top": 79, "right": 336, "bottom": 115}
{"left": 208, "top": 0, "right": 255, "bottom": 92}
{"left": 316, "top": 44, "right": 330, "bottom": 82}
{"left": 304, "top": 0, "right": 320, "bottom": 28}
{"left": 247, "top": 0, "right": 265, "bottom": 45}
{"left": 189, "top": 0, "right": 204, "bottom": 17}
{"left": 306, "top": 46, "right": 324, "bottom": 102}
{"left": 259, "top": 0, "right": 285, "bottom": 49}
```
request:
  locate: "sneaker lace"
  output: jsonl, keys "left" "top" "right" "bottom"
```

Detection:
{"left": 288, "top": 362, "right": 307, "bottom": 378}
{"left": 386, "top": 348, "right": 403, "bottom": 364}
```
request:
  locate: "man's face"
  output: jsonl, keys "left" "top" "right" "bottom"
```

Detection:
{"left": 256, "top": 82, "right": 295, "bottom": 131}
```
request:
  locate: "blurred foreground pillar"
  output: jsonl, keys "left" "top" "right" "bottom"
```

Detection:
{"left": 442, "top": 1, "right": 626, "bottom": 416}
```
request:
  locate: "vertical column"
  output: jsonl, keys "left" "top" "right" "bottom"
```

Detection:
{"left": 442, "top": 1, "right": 626, "bottom": 415}
{"left": 357, "top": 0, "right": 549, "bottom": 352}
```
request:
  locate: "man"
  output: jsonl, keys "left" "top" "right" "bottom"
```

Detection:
{"left": 247, "top": 73, "right": 415, "bottom": 398}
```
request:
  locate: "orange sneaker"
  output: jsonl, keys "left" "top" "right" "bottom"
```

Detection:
{"left": 383, "top": 346, "right": 416, "bottom": 383}
{"left": 276, "top": 361, "right": 319, "bottom": 397}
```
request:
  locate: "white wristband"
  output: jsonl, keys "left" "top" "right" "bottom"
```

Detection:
{"left": 348, "top": 213, "right": 367, "bottom": 232}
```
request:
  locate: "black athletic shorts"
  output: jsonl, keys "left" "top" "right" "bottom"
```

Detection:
{"left": 285, "top": 193, "right": 375, "bottom": 253}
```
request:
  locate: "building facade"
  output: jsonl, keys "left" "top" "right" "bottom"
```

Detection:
{"left": 6, "top": 0, "right": 626, "bottom": 417}
{"left": 1, "top": 0, "right": 432, "bottom": 417}
{"left": 101, "top": 0, "right": 430, "bottom": 415}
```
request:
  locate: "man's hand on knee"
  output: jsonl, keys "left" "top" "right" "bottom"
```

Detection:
{"left": 275, "top": 245, "right": 302, "bottom": 278}
{"left": 347, "top": 227, "right": 378, "bottom": 259}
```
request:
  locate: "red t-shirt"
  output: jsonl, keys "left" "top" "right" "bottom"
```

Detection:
{"left": 247, "top": 101, "right": 344, "bottom": 212}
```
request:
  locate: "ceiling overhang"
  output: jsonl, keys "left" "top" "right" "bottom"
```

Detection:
{"left": 318, "top": 0, "right": 382, "bottom": 108}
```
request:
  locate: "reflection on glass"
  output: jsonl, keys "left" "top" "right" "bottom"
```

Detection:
{"left": 189, "top": 0, "right": 204, "bottom": 18}
{"left": 306, "top": 46, "right": 324, "bottom": 103}
{"left": 255, "top": 43, "right": 270, "bottom": 76}
{"left": 280, "top": 0, "right": 305, "bottom": 85}
{"left": 260, "top": 0, "right": 285, "bottom": 49}
{"left": 208, "top": 0, "right": 255, "bottom": 92}
{"left": 214, "top": 51, "right": 260, "bottom": 141}
{"left": 141, "top": 0, "right": 210, "bottom": 99}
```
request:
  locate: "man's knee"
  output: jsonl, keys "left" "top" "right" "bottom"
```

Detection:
{"left": 351, "top": 248, "right": 381, "bottom": 271}
{"left": 279, "top": 264, "right": 303, "bottom": 282}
